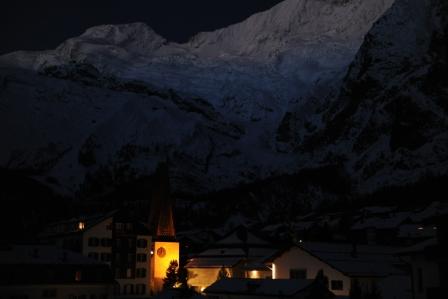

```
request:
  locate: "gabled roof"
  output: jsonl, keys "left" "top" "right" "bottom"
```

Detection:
{"left": 352, "top": 212, "right": 411, "bottom": 230}
{"left": 204, "top": 278, "right": 313, "bottom": 297}
{"left": 38, "top": 210, "right": 118, "bottom": 238}
{"left": 215, "top": 225, "right": 271, "bottom": 247}
{"left": 267, "top": 242, "right": 404, "bottom": 278}
{"left": 185, "top": 226, "right": 276, "bottom": 269}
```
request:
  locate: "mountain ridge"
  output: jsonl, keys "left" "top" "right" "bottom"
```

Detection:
{"left": 2, "top": 0, "right": 446, "bottom": 199}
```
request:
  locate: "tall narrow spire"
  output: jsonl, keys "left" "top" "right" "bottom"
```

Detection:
{"left": 148, "top": 162, "right": 176, "bottom": 240}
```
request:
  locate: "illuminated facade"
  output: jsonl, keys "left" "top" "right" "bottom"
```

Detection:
{"left": 185, "top": 227, "right": 276, "bottom": 292}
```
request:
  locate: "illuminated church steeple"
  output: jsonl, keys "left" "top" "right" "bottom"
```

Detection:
{"left": 148, "top": 162, "right": 179, "bottom": 293}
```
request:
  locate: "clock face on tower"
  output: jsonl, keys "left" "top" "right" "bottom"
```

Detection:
{"left": 157, "top": 247, "right": 166, "bottom": 258}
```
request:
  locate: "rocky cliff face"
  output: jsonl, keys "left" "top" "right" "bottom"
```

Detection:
{"left": 297, "top": 0, "right": 448, "bottom": 192}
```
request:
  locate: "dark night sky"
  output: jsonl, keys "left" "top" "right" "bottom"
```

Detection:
{"left": 0, "top": 0, "right": 284, "bottom": 55}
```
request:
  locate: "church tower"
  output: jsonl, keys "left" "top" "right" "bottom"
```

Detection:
{"left": 149, "top": 163, "right": 179, "bottom": 293}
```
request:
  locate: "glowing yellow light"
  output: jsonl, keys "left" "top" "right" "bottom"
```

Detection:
{"left": 272, "top": 263, "right": 276, "bottom": 279}
{"left": 200, "top": 287, "right": 206, "bottom": 293}
{"left": 78, "top": 222, "right": 85, "bottom": 231}
{"left": 250, "top": 270, "right": 260, "bottom": 279}
{"left": 153, "top": 241, "right": 179, "bottom": 279}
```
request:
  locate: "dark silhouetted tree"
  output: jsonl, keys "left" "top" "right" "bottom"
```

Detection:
{"left": 306, "top": 269, "right": 333, "bottom": 299}
{"left": 163, "top": 260, "right": 179, "bottom": 289}
{"left": 350, "top": 279, "right": 363, "bottom": 299}
{"left": 365, "top": 282, "right": 382, "bottom": 299}
{"left": 177, "top": 264, "right": 189, "bottom": 289}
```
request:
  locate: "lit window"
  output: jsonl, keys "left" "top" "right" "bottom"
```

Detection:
{"left": 249, "top": 270, "right": 260, "bottom": 279}
{"left": 75, "top": 270, "right": 82, "bottom": 282}
{"left": 78, "top": 222, "right": 85, "bottom": 231}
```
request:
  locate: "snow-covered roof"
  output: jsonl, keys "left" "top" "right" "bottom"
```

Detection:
{"left": 359, "top": 206, "right": 396, "bottom": 215}
{"left": 0, "top": 245, "right": 99, "bottom": 265}
{"left": 397, "top": 224, "right": 437, "bottom": 239}
{"left": 204, "top": 278, "right": 313, "bottom": 296}
{"left": 187, "top": 246, "right": 277, "bottom": 269}
{"left": 302, "top": 242, "right": 403, "bottom": 277}
{"left": 396, "top": 238, "right": 438, "bottom": 255}
{"left": 198, "top": 248, "right": 247, "bottom": 257}
{"left": 269, "top": 242, "right": 404, "bottom": 278}
{"left": 185, "top": 257, "right": 242, "bottom": 268}
{"left": 411, "top": 201, "right": 448, "bottom": 222}
{"left": 216, "top": 229, "right": 270, "bottom": 246}
{"left": 241, "top": 262, "right": 272, "bottom": 271}
{"left": 352, "top": 212, "right": 411, "bottom": 230}
{"left": 39, "top": 210, "right": 117, "bottom": 237}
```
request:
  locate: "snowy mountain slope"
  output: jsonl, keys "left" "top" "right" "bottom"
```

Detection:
{"left": 0, "top": 66, "right": 297, "bottom": 195}
{"left": 297, "top": 0, "right": 448, "bottom": 192}
{"left": 0, "top": 0, "right": 395, "bottom": 121}
{"left": 0, "top": 0, "right": 397, "bottom": 195}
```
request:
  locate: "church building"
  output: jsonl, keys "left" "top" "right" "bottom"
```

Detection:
{"left": 148, "top": 163, "right": 180, "bottom": 294}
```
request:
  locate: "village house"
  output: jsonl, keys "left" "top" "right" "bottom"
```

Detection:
{"left": 351, "top": 212, "right": 411, "bottom": 245}
{"left": 265, "top": 242, "right": 411, "bottom": 299}
{"left": 0, "top": 244, "right": 115, "bottom": 299}
{"left": 38, "top": 210, "right": 152, "bottom": 297}
{"left": 397, "top": 216, "right": 448, "bottom": 299}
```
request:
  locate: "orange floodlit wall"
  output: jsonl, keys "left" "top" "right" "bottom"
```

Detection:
{"left": 153, "top": 241, "right": 180, "bottom": 279}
